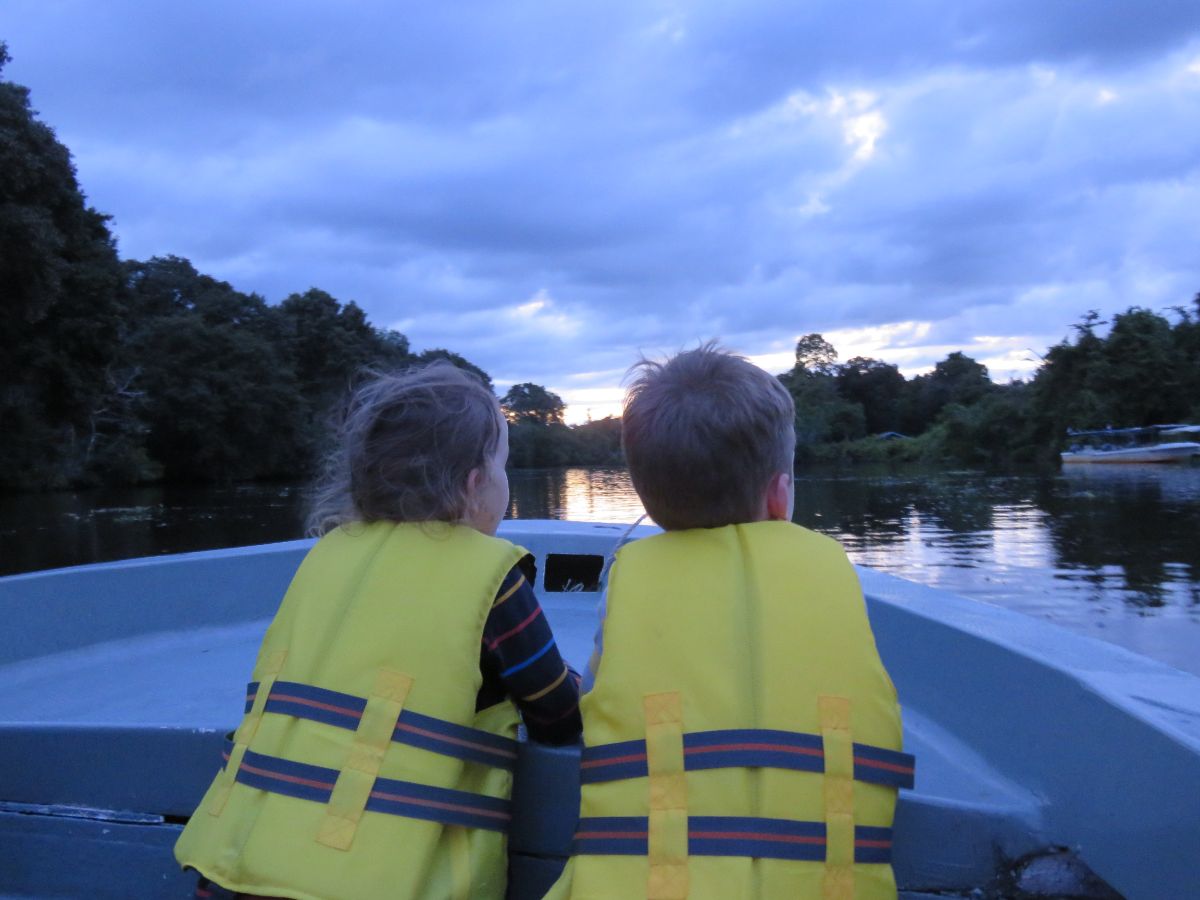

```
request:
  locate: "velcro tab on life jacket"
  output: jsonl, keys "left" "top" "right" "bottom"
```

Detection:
{"left": 644, "top": 691, "right": 688, "bottom": 900}
{"left": 447, "top": 825, "right": 471, "bottom": 900}
{"left": 209, "top": 648, "right": 288, "bottom": 817}
{"left": 819, "top": 695, "right": 855, "bottom": 900}
{"left": 317, "top": 668, "right": 413, "bottom": 851}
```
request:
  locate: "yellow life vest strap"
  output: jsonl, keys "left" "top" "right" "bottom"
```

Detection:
{"left": 820, "top": 695, "right": 855, "bottom": 900}
{"left": 244, "top": 678, "right": 520, "bottom": 770}
{"left": 447, "top": 825, "right": 472, "bottom": 900}
{"left": 317, "top": 668, "right": 413, "bottom": 850}
{"left": 208, "top": 648, "right": 287, "bottom": 817}
{"left": 644, "top": 691, "right": 688, "bottom": 899}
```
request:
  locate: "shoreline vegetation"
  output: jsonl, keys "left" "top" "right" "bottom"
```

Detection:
{"left": 4, "top": 44, "right": 1200, "bottom": 495}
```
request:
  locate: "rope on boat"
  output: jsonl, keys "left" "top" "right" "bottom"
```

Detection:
{"left": 598, "top": 514, "right": 648, "bottom": 589}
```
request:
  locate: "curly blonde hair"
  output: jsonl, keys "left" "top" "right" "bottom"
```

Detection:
{"left": 307, "top": 362, "right": 502, "bottom": 536}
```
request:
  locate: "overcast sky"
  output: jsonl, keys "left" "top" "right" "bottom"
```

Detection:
{"left": 7, "top": 1, "right": 1200, "bottom": 420}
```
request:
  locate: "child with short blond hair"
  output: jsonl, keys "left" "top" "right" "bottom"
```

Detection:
{"left": 553, "top": 343, "right": 913, "bottom": 900}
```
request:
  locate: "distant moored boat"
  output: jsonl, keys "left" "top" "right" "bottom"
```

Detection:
{"left": 1061, "top": 424, "right": 1200, "bottom": 464}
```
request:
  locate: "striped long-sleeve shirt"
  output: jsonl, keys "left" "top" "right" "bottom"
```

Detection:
{"left": 477, "top": 556, "right": 582, "bottom": 745}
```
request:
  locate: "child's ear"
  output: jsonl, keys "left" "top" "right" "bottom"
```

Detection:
{"left": 765, "top": 472, "right": 793, "bottom": 521}
{"left": 461, "top": 467, "right": 484, "bottom": 523}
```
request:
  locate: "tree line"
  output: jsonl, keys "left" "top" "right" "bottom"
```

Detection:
{"left": 1, "top": 44, "right": 623, "bottom": 490}
{"left": 779, "top": 302, "right": 1200, "bottom": 468}
{"left": 4, "top": 42, "right": 1199, "bottom": 490}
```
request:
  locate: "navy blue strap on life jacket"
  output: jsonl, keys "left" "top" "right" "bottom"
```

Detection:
{"left": 580, "top": 728, "right": 914, "bottom": 789}
{"left": 572, "top": 815, "right": 894, "bottom": 864}
{"left": 245, "top": 680, "right": 518, "bottom": 771}
{"left": 221, "top": 741, "right": 512, "bottom": 832}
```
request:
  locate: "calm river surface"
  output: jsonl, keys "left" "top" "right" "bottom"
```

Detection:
{"left": 2, "top": 464, "right": 1198, "bottom": 677}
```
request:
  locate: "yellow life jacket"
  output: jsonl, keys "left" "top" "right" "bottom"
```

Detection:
{"left": 174, "top": 522, "right": 528, "bottom": 900}
{"left": 551, "top": 521, "right": 913, "bottom": 900}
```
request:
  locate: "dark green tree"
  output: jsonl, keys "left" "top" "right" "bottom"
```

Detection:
{"left": 565, "top": 416, "right": 624, "bottom": 465}
{"left": 778, "top": 336, "right": 867, "bottom": 446}
{"left": 1099, "top": 307, "right": 1187, "bottom": 426}
{"left": 1174, "top": 295, "right": 1200, "bottom": 420}
{"left": 836, "top": 357, "right": 906, "bottom": 434}
{"left": 114, "top": 258, "right": 308, "bottom": 478}
{"left": 0, "top": 43, "right": 127, "bottom": 488}
{"left": 1031, "top": 305, "right": 1196, "bottom": 449}
{"left": 502, "top": 382, "right": 571, "bottom": 466}
{"left": 931, "top": 383, "right": 1036, "bottom": 468}
{"left": 904, "top": 352, "right": 992, "bottom": 431}
{"left": 1030, "top": 311, "right": 1114, "bottom": 445}
{"left": 507, "top": 422, "right": 572, "bottom": 467}
{"left": 791, "top": 333, "right": 839, "bottom": 377}
{"left": 277, "top": 289, "right": 382, "bottom": 401}
{"left": 274, "top": 289, "right": 413, "bottom": 462}
{"left": 130, "top": 316, "right": 305, "bottom": 481}
{"left": 124, "top": 256, "right": 274, "bottom": 332}
{"left": 502, "top": 383, "right": 566, "bottom": 426}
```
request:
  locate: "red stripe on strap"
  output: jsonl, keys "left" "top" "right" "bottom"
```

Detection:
{"left": 689, "top": 830, "right": 825, "bottom": 845}
{"left": 854, "top": 755, "right": 914, "bottom": 775}
{"left": 238, "top": 760, "right": 335, "bottom": 792}
{"left": 396, "top": 722, "right": 517, "bottom": 760}
{"left": 687, "top": 742, "right": 823, "bottom": 757}
{"left": 580, "top": 752, "right": 647, "bottom": 769}
{"left": 370, "top": 788, "right": 511, "bottom": 822}
{"left": 575, "top": 830, "right": 649, "bottom": 840}
{"left": 271, "top": 693, "right": 363, "bottom": 720}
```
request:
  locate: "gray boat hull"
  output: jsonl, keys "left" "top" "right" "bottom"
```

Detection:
{"left": 2, "top": 520, "right": 1197, "bottom": 898}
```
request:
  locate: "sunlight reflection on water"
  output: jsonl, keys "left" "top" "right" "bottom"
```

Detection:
{"left": 510, "top": 465, "right": 1200, "bottom": 677}
{"left": 508, "top": 467, "right": 648, "bottom": 524}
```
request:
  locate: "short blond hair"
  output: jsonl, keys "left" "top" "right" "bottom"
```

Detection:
{"left": 622, "top": 343, "right": 795, "bottom": 530}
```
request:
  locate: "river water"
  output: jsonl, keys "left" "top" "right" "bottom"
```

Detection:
{"left": 2, "top": 464, "right": 1198, "bottom": 677}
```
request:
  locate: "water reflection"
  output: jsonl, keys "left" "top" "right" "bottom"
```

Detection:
{"left": 0, "top": 483, "right": 309, "bottom": 576}
{"left": 3, "top": 464, "right": 1198, "bottom": 676}
{"left": 1044, "top": 466, "right": 1200, "bottom": 609}
{"left": 507, "top": 467, "right": 647, "bottom": 524}
{"left": 507, "top": 464, "right": 1200, "bottom": 676}
{"left": 791, "top": 467, "right": 1200, "bottom": 608}
{"left": 788, "top": 465, "right": 1200, "bottom": 677}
